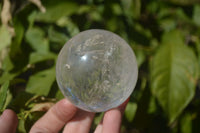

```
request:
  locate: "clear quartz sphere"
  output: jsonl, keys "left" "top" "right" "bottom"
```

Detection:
{"left": 56, "top": 29, "right": 138, "bottom": 112}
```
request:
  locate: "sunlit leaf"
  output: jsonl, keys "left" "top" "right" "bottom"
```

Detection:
{"left": 26, "top": 67, "right": 55, "bottom": 96}
{"left": 125, "top": 102, "right": 137, "bottom": 122}
{"left": 25, "top": 27, "right": 49, "bottom": 53}
{"left": 29, "top": 52, "right": 56, "bottom": 64}
{"left": 55, "top": 90, "right": 64, "bottom": 100}
{"left": 0, "top": 26, "right": 12, "bottom": 52}
{"left": 1, "top": 55, "right": 14, "bottom": 72}
{"left": 151, "top": 30, "right": 199, "bottom": 123}
{"left": 35, "top": 1, "right": 78, "bottom": 23}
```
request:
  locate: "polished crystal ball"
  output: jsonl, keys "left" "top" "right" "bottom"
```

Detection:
{"left": 56, "top": 29, "right": 138, "bottom": 112}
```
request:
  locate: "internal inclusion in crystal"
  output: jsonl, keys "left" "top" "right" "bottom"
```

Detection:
{"left": 56, "top": 29, "right": 138, "bottom": 112}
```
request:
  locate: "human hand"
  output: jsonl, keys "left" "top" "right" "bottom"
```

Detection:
{"left": 0, "top": 98, "right": 129, "bottom": 133}
{"left": 0, "top": 109, "right": 18, "bottom": 133}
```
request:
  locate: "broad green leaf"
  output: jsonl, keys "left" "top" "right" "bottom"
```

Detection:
{"left": 193, "top": 5, "right": 200, "bottom": 27}
{"left": 35, "top": 1, "right": 78, "bottom": 23}
{"left": 25, "top": 27, "right": 49, "bottom": 53}
{"left": 0, "top": 25, "right": 12, "bottom": 52}
{"left": 0, "top": 81, "right": 9, "bottom": 111}
{"left": 26, "top": 67, "right": 55, "bottom": 96}
{"left": 29, "top": 52, "right": 56, "bottom": 64}
{"left": 125, "top": 102, "right": 137, "bottom": 122}
{"left": 151, "top": 30, "right": 199, "bottom": 123}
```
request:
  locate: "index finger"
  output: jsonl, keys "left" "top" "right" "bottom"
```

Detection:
{"left": 94, "top": 98, "right": 129, "bottom": 133}
{"left": 30, "top": 99, "right": 77, "bottom": 133}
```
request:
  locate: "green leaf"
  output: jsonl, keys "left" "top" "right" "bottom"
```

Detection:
{"left": 56, "top": 17, "right": 80, "bottom": 37}
{"left": 25, "top": 27, "right": 49, "bottom": 53}
{"left": 35, "top": 1, "right": 78, "bottom": 23}
{"left": 26, "top": 67, "right": 55, "bottom": 96}
{"left": 0, "top": 72, "right": 18, "bottom": 84}
{"left": 192, "top": 36, "right": 200, "bottom": 77}
{"left": 25, "top": 112, "right": 45, "bottom": 132}
{"left": 193, "top": 5, "right": 200, "bottom": 27}
{"left": 151, "top": 30, "right": 199, "bottom": 123}
{"left": 48, "top": 26, "right": 68, "bottom": 44}
{"left": 55, "top": 89, "right": 64, "bottom": 100}
{"left": 180, "top": 113, "right": 192, "bottom": 133}
{"left": 1, "top": 55, "right": 14, "bottom": 72}
{"left": 125, "top": 102, "right": 137, "bottom": 122}
{"left": 134, "top": 49, "right": 146, "bottom": 68}
{"left": 94, "top": 113, "right": 104, "bottom": 126}
{"left": 29, "top": 52, "right": 56, "bottom": 64}
{"left": 111, "top": 3, "right": 122, "bottom": 16}
{"left": 147, "top": 96, "right": 157, "bottom": 114}
{"left": 0, "top": 81, "right": 9, "bottom": 111}
{"left": 9, "top": 92, "right": 33, "bottom": 112}
{"left": 10, "top": 18, "right": 24, "bottom": 56}
{"left": 17, "top": 119, "right": 26, "bottom": 133}
{"left": 159, "top": 19, "right": 176, "bottom": 32}
{"left": 120, "top": 0, "right": 141, "bottom": 19}
{"left": 0, "top": 25, "right": 12, "bottom": 52}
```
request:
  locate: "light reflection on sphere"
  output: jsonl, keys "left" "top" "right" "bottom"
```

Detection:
{"left": 56, "top": 29, "right": 138, "bottom": 112}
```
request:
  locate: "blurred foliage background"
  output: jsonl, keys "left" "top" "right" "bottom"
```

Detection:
{"left": 0, "top": 0, "right": 200, "bottom": 132}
